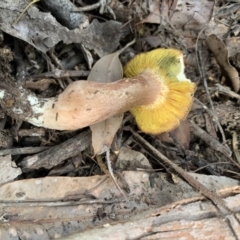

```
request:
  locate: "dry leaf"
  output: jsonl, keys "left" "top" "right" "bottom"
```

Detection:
{"left": 0, "top": 155, "right": 22, "bottom": 185}
{"left": 87, "top": 51, "right": 123, "bottom": 83}
{"left": 0, "top": 0, "right": 121, "bottom": 56}
{"left": 214, "top": 3, "right": 240, "bottom": 19}
{"left": 116, "top": 147, "right": 152, "bottom": 170}
{"left": 142, "top": 0, "right": 161, "bottom": 24}
{"left": 205, "top": 21, "right": 229, "bottom": 38}
{"left": 89, "top": 50, "right": 124, "bottom": 155}
{"left": 206, "top": 34, "right": 239, "bottom": 92}
{"left": 171, "top": 0, "right": 214, "bottom": 31}
{"left": 171, "top": 120, "right": 191, "bottom": 150}
{"left": 225, "top": 36, "right": 240, "bottom": 57}
{"left": 90, "top": 115, "right": 123, "bottom": 154}
{"left": 158, "top": 120, "right": 191, "bottom": 150}
{"left": 204, "top": 2, "right": 239, "bottom": 38}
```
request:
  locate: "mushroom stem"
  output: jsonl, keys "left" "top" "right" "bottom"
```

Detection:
{"left": 0, "top": 70, "right": 161, "bottom": 130}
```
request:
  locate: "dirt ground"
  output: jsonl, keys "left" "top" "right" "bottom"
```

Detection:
{"left": 0, "top": 0, "right": 240, "bottom": 239}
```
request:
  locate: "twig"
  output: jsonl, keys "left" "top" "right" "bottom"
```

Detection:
{"left": 24, "top": 70, "right": 89, "bottom": 81}
{"left": 105, "top": 149, "right": 128, "bottom": 201}
{"left": 194, "top": 98, "right": 227, "bottom": 144}
{"left": 193, "top": 162, "right": 232, "bottom": 173}
{"left": 209, "top": 84, "right": 240, "bottom": 100}
{"left": 0, "top": 146, "right": 49, "bottom": 156}
{"left": 12, "top": 0, "right": 40, "bottom": 26}
{"left": 96, "top": 155, "right": 109, "bottom": 175}
{"left": 197, "top": 43, "right": 215, "bottom": 111}
{"left": 190, "top": 121, "right": 232, "bottom": 157}
{"left": 96, "top": 150, "right": 128, "bottom": 201}
{"left": 190, "top": 121, "right": 240, "bottom": 171}
{"left": 195, "top": 38, "right": 229, "bottom": 145}
{"left": 73, "top": 0, "right": 116, "bottom": 19}
{"left": 75, "top": 2, "right": 102, "bottom": 11}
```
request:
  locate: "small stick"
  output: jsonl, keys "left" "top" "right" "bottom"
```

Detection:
{"left": 105, "top": 149, "right": 128, "bottom": 201}
{"left": 190, "top": 121, "right": 232, "bottom": 157}
{"left": 209, "top": 84, "right": 240, "bottom": 100}
{"left": 96, "top": 151, "right": 128, "bottom": 201}
{"left": 24, "top": 70, "right": 90, "bottom": 81}
{"left": 12, "top": 0, "right": 40, "bottom": 26}
{"left": 194, "top": 98, "right": 227, "bottom": 144}
{"left": 197, "top": 43, "right": 215, "bottom": 111}
{"left": 0, "top": 146, "right": 49, "bottom": 156}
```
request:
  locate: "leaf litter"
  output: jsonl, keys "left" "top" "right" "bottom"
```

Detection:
{"left": 0, "top": 0, "right": 240, "bottom": 239}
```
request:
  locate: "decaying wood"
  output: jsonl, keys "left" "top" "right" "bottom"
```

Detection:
{"left": 0, "top": 171, "right": 239, "bottom": 240}
{"left": 0, "top": 146, "right": 49, "bottom": 156}
{"left": 19, "top": 130, "right": 91, "bottom": 171}
{"left": 60, "top": 194, "right": 240, "bottom": 240}
{"left": 2, "top": 192, "right": 239, "bottom": 240}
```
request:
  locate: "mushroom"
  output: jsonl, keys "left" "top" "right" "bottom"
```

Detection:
{"left": 0, "top": 48, "right": 196, "bottom": 134}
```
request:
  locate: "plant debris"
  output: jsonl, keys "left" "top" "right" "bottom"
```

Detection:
{"left": 0, "top": 0, "right": 240, "bottom": 239}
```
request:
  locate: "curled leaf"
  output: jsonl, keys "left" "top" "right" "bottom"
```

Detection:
{"left": 206, "top": 34, "right": 239, "bottom": 92}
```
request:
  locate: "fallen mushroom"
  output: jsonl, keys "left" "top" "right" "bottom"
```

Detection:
{"left": 0, "top": 48, "right": 196, "bottom": 134}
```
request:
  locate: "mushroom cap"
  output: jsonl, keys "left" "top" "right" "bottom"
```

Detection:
{"left": 123, "top": 48, "right": 196, "bottom": 134}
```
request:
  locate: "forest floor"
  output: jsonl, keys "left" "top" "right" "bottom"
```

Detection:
{"left": 0, "top": 0, "right": 240, "bottom": 239}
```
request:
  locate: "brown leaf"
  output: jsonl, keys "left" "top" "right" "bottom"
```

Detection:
{"left": 87, "top": 51, "right": 123, "bottom": 83}
{"left": 90, "top": 114, "right": 123, "bottom": 154}
{"left": 89, "top": 50, "right": 124, "bottom": 155}
{"left": 0, "top": 0, "right": 121, "bottom": 56}
{"left": 171, "top": 120, "right": 191, "bottom": 150}
{"left": 158, "top": 120, "right": 191, "bottom": 150}
{"left": 206, "top": 34, "right": 239, "bottom": 92}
